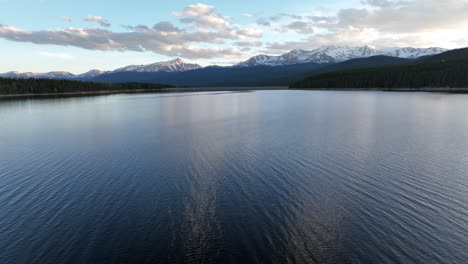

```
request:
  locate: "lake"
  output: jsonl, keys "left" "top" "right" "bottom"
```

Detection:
{"left": 1, "top": 90, "right": 468, "bottom": 263}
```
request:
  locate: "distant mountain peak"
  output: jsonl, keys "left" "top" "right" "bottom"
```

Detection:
{"left": 235, "top": 45, "right": 447, "bottom": 67}
{"left": 171, "top": 58, "right": 184, "bottom": 63}
{"left": 0, "top": 45, "right": 449, "bottom": 81}
{"left": 113, "top": 58, "right": 203, "bottom": 73}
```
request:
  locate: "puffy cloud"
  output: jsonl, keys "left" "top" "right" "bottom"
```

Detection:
{"left": 317, "top": 0, "right": 468, "bottom": 34}
{"left": 234, "top": 40, "right": 263, "bottom": 47}
{"left": 1, "top": 0, "right": 467, "bottom": 62}
{"left": 280, "top": 13, "right": 303, "bottom": 20}
{"left": 361, "top": 0, "right": 396, "bottom": 7}
{"left": 84, "top": 15, "right": 110, "bottom": 27}
{"left": 173, "top": 3, "right": 230, "bottom": 29}
{"left": 285, "top": 21, "right": 314, "bottom": 34}
{"left": 306, "top": 16, "right": 336, "bottom": 24}
{"left": 256, "top": 18, "right": 271, "bottom": 26}
{"left": 235, "top": 28, "right": 262, "bottom": 38}
{"left": 152, "top": 21, "right": 182, "bottom": 32}
{"left": 261, "top": 0, "right": 468, "bottom": 53}
{"left": 256, "top": 13, "right": 303, "bottom": 26}
{"left": 172, "top": 3, "right": 214, "bottom": 17}
{"left": 0, "top": 2, "right": 267, "bottom": 61}
{"left": 0, "top": 20, "right": 258, "bottom": 59}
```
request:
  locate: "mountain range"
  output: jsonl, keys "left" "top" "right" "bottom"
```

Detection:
{"left": 0, "top": 45, "right": 447, "bottom": 82}
{"left": 0, "top": 70, "right": 107, "bottom": 81}
{"left": 113, "top": 58, "right": 202, "bottom": 73}
{"left": 2, "top": 47, "right": 467, "bottom": 96}
{"left": 235, "top": 46, "right": 447, "bottom": 67}
{"left": 0, "top": 59, "right": 202, "bottom": 80}
{"left": 0, "top": 45, "right": 451, "bottom": 88}
{"left": 290, "top": 47, "right": 468, "bottom": 91}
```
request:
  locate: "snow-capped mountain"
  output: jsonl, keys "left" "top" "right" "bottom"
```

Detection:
{"left": 0, "top": 71, "right": 76, "bottom": 79}
{"left": 0, "top": 71, "right": 37, "bottom": 79}
{"left": 113, "top": 58, "right": 202, "bottom": 73}
{"left": 0, "top": 47, "right": 449, "bottom": 80}
{"left": 235, "top": 45, "right": 447, "bottom": 67}
{"left": 0, "top": 70, "right": 108, "bottom": 80}
{"left": 0, "top": 59, "right": 202, "bottom": 80}
{"left": 380, "top": 47, "right": 447, "bottom": 59}
{"left": 74, "top": 70, "right": 110, "bottom": 80}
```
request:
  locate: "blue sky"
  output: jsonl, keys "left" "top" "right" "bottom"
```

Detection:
{"left": 1, "top": 0, "right": 467, "bottom": 73}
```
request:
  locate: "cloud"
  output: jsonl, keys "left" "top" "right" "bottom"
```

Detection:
{"left": 172, "top": 3, "right": 214, "bottom": 17}
{"left": 361, "top": 0, "right": 396, "bottom": 7}
{"left": 234, "top": 40, "right": 263, "bottom": 47}
{"left": 39, "top": 52, "right": 73, "bottom": 59}
{"left": 84, "top": 15, "right": 111, "bottom": 27}
{"left": 0, "top": 20, "right": 258, "bottom": 59}
{"left": 61, "top": 16, "right": 72, "bottom": 23}
{"left": 285, "top": 21, "right": 314, "bottom": 34}
{"left": 0, "top": 3, "right": 265, "bottom": 60}
{"left": 152, "top": 21, "right": 182, "bottom": 32}
{"left": 318, "top": 0, "right": 468, "bottom": 34}
{"left": 256, "top": 13, "right": 302, "bottom": 26}
{"left": 261, "top": 0, "right": 468, "bottom": 53}
{"left": 235, "top": 28, "right": 262, "bottom": 38}
{"left": 243, "top": 13, "right": 254, "bottom": 18}
{"left": 255, "top": 18, "right": 271, "bottom": 26}
{"left": 173, "top": 3, "right": 230, "bottom": 29}
{"left": 1, "top": 0, "right": 467, "bottom": 62}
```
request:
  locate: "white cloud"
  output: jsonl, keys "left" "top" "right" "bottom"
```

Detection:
{"left": 0, "top": 20, "right": 259, "bottom": 60}
{"left": 0, "top": 3, "right": 267, "bottom": 60}
{"left": 173, "top": 3, "right": 230, "bottom": 29}
{"left": 1, "top": 0, "right": 467, "bottom": 62}
{"left": 256, "top": 18, "right": 271, "bottom": 26}
{"left": 243, "top": 13, "right": 254, "bottom": 18}
{"left": 84, "top": 15, "right": 111, "bottom": 27}
{"left": 261, "top": 0, "right": 468, "bottom": 53}
{"left": 172, "top": 3, "right": 214, "bottom": 17}
{"left": 235, "top": 28, "right": 262, "bottom": 38}
{"left": 234, "top": 40, "right": 263, "bottom": 47}
{"left": 285, "top": 21, "right": 314, "bottom": 34}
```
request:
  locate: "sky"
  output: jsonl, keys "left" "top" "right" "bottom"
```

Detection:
{"left": 1, "top": 0, "right": 468, "bottom": 73}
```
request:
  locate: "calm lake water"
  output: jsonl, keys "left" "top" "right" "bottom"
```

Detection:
{"left": 1, "top": 90, "right": 468, "bottom": 264}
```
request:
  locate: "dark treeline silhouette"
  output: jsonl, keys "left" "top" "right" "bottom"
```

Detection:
{"left": 290, "top": 48, "right": 468, "bottom": 91}
{"left": 0, "top": 78, "right": 173, "bottom": 95}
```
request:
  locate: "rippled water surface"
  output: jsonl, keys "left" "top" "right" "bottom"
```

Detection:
{"left": 1, "top": 90, "right": 468, "bottom": 264}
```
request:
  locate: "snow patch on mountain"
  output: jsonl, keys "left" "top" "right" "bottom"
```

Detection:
{"left": 236, "top": 45, "right": 447, "bottom": 67}
{"left": 0, "top": 47, "right": 449, "bottom": 80}
{"left": 113, "top": 58, "right": 202, "bottom": 73}
{"left": 0, "top": 59, "right": 202, "bottom": 80}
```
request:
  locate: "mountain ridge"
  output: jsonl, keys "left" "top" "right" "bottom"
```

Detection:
{"left": 113, "top": 58, "right": 202, "bottom": 73}
{"left": 290, "top": 47, "right": 468, "bottom": 90}
{"left": 0, "top": 45, "right": 448, "bottom": 81}
{"left": 235, "top": 46, "right": 447, "bottom": 67}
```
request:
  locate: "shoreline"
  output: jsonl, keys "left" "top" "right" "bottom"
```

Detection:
{"left": 0, "top": 86, "right": 287, "bottom": 100}
{"left": 289, "top": 87, "right": 468, "bottom": 93}
{"left": 3, "top": 86, "right": 467, "bottom": 100}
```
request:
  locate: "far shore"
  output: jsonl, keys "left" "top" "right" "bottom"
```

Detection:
{"left": 0, "top": 86, "right": 287, "bottom": 100}
{"left": 3, "top": 86, "right": 468, "bottom": 100}
{"left": 289, "top": 87, "right": 468, "bottom": 93}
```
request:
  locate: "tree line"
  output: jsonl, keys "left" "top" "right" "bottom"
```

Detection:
{"left": 290, "top": 48, "right": 468, "bottom": 91}
{"left": 0, "top": 78, "right": 173, "bottom": 95}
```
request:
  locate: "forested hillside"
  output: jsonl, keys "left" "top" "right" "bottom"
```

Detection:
{"left": 91, "top": 62, "right": 329, "bottom": 87}
{"left": 0, "top": 78, "right": 172, "bottom": 95}
{"left": 290, "top": 48, "right": 468, "bottom": 91}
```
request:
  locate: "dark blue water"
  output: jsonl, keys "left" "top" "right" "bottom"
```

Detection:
{"left": 1, "top": 90, "right": 468, "bottom": 264}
